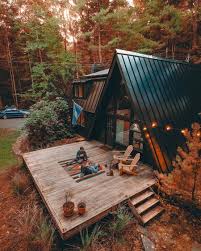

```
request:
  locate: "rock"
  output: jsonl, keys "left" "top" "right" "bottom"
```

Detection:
{"left": 141, "top": 234, "right": 155, "bottom": 251}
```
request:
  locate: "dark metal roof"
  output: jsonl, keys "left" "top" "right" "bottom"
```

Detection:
{"left": 75, "top": 80, "right": 105, "bottom": 113}
{"left": 83, "top": 69, "right": 109, "bottom": 78}
{"left": 116, "top": 49, "right": 201, "bottom": 128}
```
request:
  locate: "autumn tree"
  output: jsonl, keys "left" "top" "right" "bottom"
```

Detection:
{"left": 157, "top": 123, "right": 201, "bottom": 206}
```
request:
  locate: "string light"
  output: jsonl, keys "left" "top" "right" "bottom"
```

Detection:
{"left": 181, "top": 129, "right": 187, "bottom": 135}
{"left": 145, "top": 133, "right": 150, "bottom": 138}
{"left": 141, "top": 122, "right": 190, "bottom": 136}
{"left": 151, "top": 122, "right": 157, "bottom": 128}
{"left": 165, "top": 125, "right": 172, "bottom": 131}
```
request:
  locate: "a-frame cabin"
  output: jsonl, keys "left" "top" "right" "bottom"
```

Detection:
{"left": 73, "top": 49, "right": 201, "bottom": 173}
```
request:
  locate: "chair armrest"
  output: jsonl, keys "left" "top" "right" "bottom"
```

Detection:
{"left": 112, "top": 151, "right": 126, "bottom": 154}
{"left": 119, "top": 163, "right": 138, "bottom": 168}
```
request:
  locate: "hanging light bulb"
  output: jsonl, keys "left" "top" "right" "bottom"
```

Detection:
{"left": 151, "top": 122, "right": 157, "bottom": 128}
{"left": 145, "top": 133, "right": 150, "bottom": 138}
{"left": 181, "top": 129, "right": 186, "bottom": 135}
{"left": 165, "top": 125, "right": 172, "bottom": 131}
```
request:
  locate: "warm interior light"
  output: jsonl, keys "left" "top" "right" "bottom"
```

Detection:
{"left": 152, "top": 122, "right": 157, "bottom": 128}
{"left": 143, "top": 127, "right": 147, "bottom": 131}
{"left": 197, "top": 132, "right": 200, "bottom": 137}
{"left": 165, "top": 125, "right": 172, "bottom": 131}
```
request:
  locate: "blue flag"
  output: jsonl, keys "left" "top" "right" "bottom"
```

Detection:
{"left": 72, "top": 101, "right": 83, "bottom": 125}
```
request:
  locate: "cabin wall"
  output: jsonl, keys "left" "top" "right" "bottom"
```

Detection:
{"left": 75, "top": 112, "right": 96, "bottom": 138}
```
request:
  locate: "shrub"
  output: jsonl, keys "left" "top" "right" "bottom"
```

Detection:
{"left": 80, "top": 224, "right": 103, "bottom": 251}
{"left": 23, "top": 97, "right": 74, "bottom": 149}
{"left": 12, "top": 172, "right": 30, "bottom": 195}
{"left": 109, "top": 206, "right": 132, "bottom": 239}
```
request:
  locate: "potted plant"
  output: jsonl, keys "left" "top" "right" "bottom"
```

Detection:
{"left": 77, "top": 201, "right": 86, "bottom": 215}
{"left": 63, "top": 191, "right": 75, "bottom": 217}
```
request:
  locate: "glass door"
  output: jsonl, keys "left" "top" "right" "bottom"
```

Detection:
{"left": 106, "top": 115, "right": 114, "bottom": 146}
{"left": 115, "top": 119, "right": 130, "bottom": 146}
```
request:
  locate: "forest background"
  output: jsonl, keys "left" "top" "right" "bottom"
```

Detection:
{"left": 0, "top": 0, "right": 201, "bottom": 107}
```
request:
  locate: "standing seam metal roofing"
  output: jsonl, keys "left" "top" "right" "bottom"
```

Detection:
{"left": 116, "top": 49, "right": 200, "bottom": 128}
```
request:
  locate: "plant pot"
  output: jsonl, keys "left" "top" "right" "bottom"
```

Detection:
{"left": 63, "top": 201, "right": 75, "bottom": 217}
{"left": 77, "top": 202, "right": 86, "bottom": 215}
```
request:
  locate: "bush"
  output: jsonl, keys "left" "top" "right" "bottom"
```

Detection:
{"left": 109, "top": 206, "right": 132, "bottom": 239}
{"left": 23, "top": 97, "right": 74, "bottom": 149}
{"left": 80, "top": 224, "right": 103, "bottom": 251}
{"left": 12, "top": 172, "right": 30, "bottom": 195}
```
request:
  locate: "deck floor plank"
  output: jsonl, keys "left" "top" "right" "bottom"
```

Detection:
{"left": 23, "top": 140, "right": 155, "bottom": 239}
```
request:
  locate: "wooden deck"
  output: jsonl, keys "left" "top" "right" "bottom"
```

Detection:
{"left": 23, "top": 140, "right": 156, "bottom": 240}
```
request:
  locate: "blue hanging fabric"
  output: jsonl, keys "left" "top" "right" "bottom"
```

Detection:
{"left": 72, "top": 100, "right": 83, "bottom": 125}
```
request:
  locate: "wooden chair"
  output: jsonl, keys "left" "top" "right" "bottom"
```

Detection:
{"left": 113, "top": 145, "right": 133, "bottom": 163}
{"left": 119, "top": 153, "right": 141, "bottom": 176}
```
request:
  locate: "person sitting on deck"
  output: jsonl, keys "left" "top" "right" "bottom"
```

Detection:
{"left": 80, "top": 161, "right": 100, "bottom": 177}
{"left": 76, "top": 147, "right": 88, "bottom": 163}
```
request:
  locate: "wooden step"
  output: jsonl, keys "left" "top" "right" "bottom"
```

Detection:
{"left": 136, "top": 197, "right": 159, "bottom": 214}
{"left": 141, "top": 205, "right": 164, "bottom": 224}
{"left": 130, "top": 190, "right": 154, "bottom": 206}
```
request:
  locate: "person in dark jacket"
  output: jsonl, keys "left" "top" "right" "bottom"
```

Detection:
{"left": 76, "top": 147, "right": 88, "bottom": 163}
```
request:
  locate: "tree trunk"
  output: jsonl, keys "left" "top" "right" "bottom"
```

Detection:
{"left": 36, "top": 32, "right": 43, "bottom": 63}
{"left": 5, "top": 27, "right": 18, "bottom": 107}
{"left": 28, "top": 52, "right": 34, "bottom": 86}
{"left": 191, "top": 0, "right": 199, "bottom": 50}
{"left": 73, "top": 36, "right": 78, "bottom": 78}
{"left": 98, "top": 25, "right": 102, "bottom": 64}
{"left": 192, "top": 13, "right": 198, "bottom": 50}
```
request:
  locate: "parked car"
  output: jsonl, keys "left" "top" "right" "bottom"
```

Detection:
{"left": 0, "top": 107, "right": 30, "bottom": 119}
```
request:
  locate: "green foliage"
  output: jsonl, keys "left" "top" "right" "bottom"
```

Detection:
{"left": 80, "top": 224, "right": 103, "bottom": 251}
{"left": 23, "top": 98, "right": 73, "bottom": 149}
{"left": 21, "top": 4, "right": 76, "bottom": 102}
{"left": 109, "top": 206, "right": 132, "bottom": 239}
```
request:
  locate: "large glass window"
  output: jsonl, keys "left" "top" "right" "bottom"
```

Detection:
{"left": 116, "top": 119, "right": 130, "bottom": 146}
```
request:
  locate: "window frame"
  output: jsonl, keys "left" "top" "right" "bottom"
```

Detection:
{"left": 74, "top": 83, "right": 86, "bottom": 99}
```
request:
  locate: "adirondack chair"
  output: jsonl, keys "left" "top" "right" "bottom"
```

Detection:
{"left": 113, "top": 145, "right": 133, "bottom": 163}
{"left": 119, "top": 153, "right": 141, "bottom": 176}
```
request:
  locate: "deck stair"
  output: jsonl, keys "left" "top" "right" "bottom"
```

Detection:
{"left": 128, "top": 188, "right": 164, "bottom": 225}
